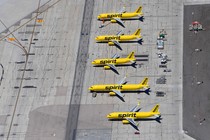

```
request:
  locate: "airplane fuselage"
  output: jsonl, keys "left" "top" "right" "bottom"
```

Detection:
{"left": 97, "top": 12, "right": 141, "bottom": 20}
{"left": 95, "top": 35, "right": 138, "bottom": 42}
{"left": 92, "top": 58, "right": 134, "bottom": 66}
{"left": 107, "top": 112, "right": 160, "bottom": 119}
{"left": 89, "top": 84, "right": 145, "bottom": 92}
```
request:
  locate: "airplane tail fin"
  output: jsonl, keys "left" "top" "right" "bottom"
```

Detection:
{"left": 127, "top": 52, "right": 135, "bottom": 60}
{"left": 151, "top": 104, "right": 160, "bottom": 113}
{"left": 134, "top": 6, "right": 142, "bottom": 14}
{"left": 139, "top": 77, "right": 148, "bottom": 86}
{"left": 133, "top": 28, "right": 141, "bottom": 36}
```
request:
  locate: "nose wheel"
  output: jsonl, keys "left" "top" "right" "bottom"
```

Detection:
{"left": 92, "top": 92, "right": 97, "bottom": 98}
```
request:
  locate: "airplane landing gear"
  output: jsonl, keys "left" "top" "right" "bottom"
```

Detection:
{"left": 92, "top": 92, "right": 97, "bottom": 98}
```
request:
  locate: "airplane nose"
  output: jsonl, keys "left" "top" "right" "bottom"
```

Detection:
{"left": 91, "top": 61, "right": 96, "bottom": 64}
{"left": 89, "top": 86, "right": 93, "bottom": 90}
{"left": 97, "top": 15, "right": 101, "bottom": 20}
{"left": 107, "top": 114, "right": 111, "bottom": 118}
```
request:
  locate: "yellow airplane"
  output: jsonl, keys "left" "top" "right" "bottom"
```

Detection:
{"left": 107, "top": 103, "right": 161, "bottom": 131}
{"left": 91, "top": 52, "right": 136, "bottom": 72}
{"left": 97, "top": 6, "right": 144, "bottom": 27}
{"left": 89, "top": 77, "right": 149, "bottom": 101}
{"left": 95, "top": 29, "right": 142, "bottom": 50}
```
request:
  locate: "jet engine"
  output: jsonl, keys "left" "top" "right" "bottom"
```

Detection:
{"left": 108, "top": 42, "right": 115, "bottom": 46}
{"left": 111, "top": 19, "right": 117, "bottom": 23}
{"left": 109, "top": 92, "right": 116, "bottom": 96}
{"left": 122, "top": 120, "right": 129, "bottom": 124}
{"left": 104, "top": 66, "right": 110, "bottom": 69}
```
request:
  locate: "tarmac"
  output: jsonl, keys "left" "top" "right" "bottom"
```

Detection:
{"left": 0, "top": 0, "right": 209, "bottom": 140}
{"left": 0, "top": 0, "right": 85, "bottom": 139}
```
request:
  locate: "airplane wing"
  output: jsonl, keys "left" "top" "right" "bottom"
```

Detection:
{"left": 112, "top": 89, "right": 124, "bottom": 99}
{"left": 111, "top": 40, "right": 120, "bottom": 46}
{"left": 111, "top": 53, "right": 120, "bottom": 59}
{"left": 106, "top": 63, "right": 117, "bottom": 71}
{"left": 130, "top": 102, "right": 141, "bottom": 112}
{"left": 116, "top": 30, "right": 123, "bottom": 36}
{"left": 118, "top": 6, "right": 126, "bottom": 13}
{"left": 118, "top": 76, "right": 127, "bottom": 85}
{"left": 113, "top": 18, "right": 125, "bottom": 27}
{"left": 125, "top": 118, "right": 139, "bottom": 131}
{"left": 111, "top": 40, "right": 122, "bottom": 50}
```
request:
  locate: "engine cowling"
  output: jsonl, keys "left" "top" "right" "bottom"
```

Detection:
{"left": 111, "top": 19, "right": 117, "bottom": 23}
{"left": 122, "top": 120, "right": 129, "bottom": 124}
{"left": 104, "top": 66, "right": 110, "bottom": 70}
{"left": 108, "top": 42, "right": 115, "bottom": 46}
{"left": 109, "top": 92, "right": 116, "bottom": 96}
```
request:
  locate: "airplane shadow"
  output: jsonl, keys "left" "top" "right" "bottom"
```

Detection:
{"left": 108, "top": 117, "right": 162, "bottom": 131}
{"left": 93, "top": 64, "right": 137, "bottom": 75}
{"left": 137, "top": 88, "right": 151, "bottom": 95}
{"left": 119, "top": 17, "right": 145, "bottom": 28}
{"left": 91, "top": 88, "right": 151, "bottom": 102}
{"left": 110, "top": 67, "right": 120, "bottom": 75}
{"left": 122, "top": 16, "right": 144, "bottom": 22}
{"left": 117, "top": 21, "right": 125, "bottom": 28}
{"left": 109, "top": 117, "right": 163, "bottom": 123}
{"left": 93, "top": 64, "right": 137, "bottom": 68}
{"left": 116, "top": 94, "right": 125, "bottom": 102}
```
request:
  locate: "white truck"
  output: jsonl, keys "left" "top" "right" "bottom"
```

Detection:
{"left": 157, "top": 37, "right": 164, "bottom": 49}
